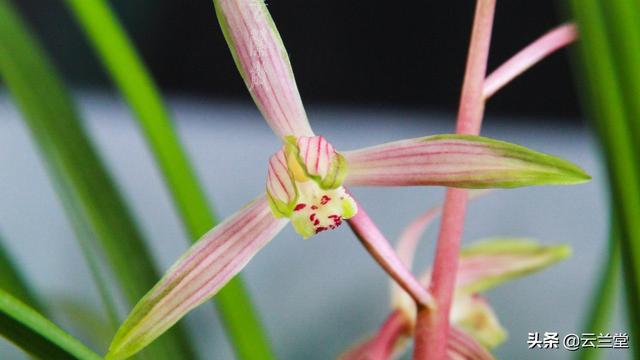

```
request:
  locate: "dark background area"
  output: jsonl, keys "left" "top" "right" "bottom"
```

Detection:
{"left": 14, "top": 1, "right": 580, "bottom": 120}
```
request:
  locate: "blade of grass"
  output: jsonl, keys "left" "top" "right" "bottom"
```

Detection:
{"left": 63, "top": 0, "right": 274, "bottom": 358}
{"left": 0, "top": 235, "right": 42, "bottom": 311}
{"left": 577, "top": 215, "right": 621, "bottom": 360}
{"left": 0, "top": 1, "right": 195, "bottom": 358}
{"left": 569, "top": 0, "right": 640, "bottom": 354}
{"left": 601, "top": 0, "right": 640, "bottom": 157}
{"left": 0, "top": 288, "right": 102, "bottom": 360}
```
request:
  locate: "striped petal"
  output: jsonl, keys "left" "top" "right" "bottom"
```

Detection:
{"left": 343, "top": 134, "right": 590, "bottom": 188}
{"left": 294, "top": 136, "right": 348, "bottom": 188}
{"left": 106, "top": 195, "right": 288, "bottom": 360}
{"left": 455, "top": 238, "right": 571, "bottom": 296}
{"left": 266, "top": 148, "right": 298, "bottom": 215}
{"left": 214, "top": 0, "right": 314, "bottom": 138}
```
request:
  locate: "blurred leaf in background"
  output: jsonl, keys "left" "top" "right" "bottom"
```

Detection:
{"left": 569, "top": 0, "right": 640, "bottom": 357}
{"left": 0, "top": 0, "right": 197, "bottom": 358}
{"left": 0, "top": 289, "right": 102, "bottom": 360}
{"left": 0, "top": 236, "right": 42, "bottom": 312}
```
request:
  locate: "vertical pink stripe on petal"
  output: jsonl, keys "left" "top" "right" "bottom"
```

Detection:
{"left": 267, "top": 149, "right": 296, "bottom": 204}
{"left": 296, "top": 136, "right": 335, "bottom": 178}
{"left": 215, "top": 0, "right": 314, "bottom": 138}
{"left": 108, "top": 195, "right": 288, "bottom": 359}
{"left": 454, "top": 239, "right": 570, "bottom": 295}
{"left": 343, "top": 134, "right": 589, "bottom": 188}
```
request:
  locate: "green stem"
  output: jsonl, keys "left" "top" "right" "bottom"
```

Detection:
{"left": 0, "top": 289, "right": 102, "bottom": 360}
{"left": 577, "top": 216, "right": 621, "bottom": 360}
{"left": 569, "top": 0, "right": 640, "bottom": 354}
{"left": 62, "top": 1, "right": 274, "bottom": 358}
{"left": 601, "top": 0, "right": 640, "bottom": 158}
{"left": 0, "top": 236, "right": 42, "bottom": 312}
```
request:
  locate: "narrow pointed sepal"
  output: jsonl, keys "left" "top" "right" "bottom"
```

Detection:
{"left": 343, "top": 134, "right": 591, "bottom": 188}
{"left": 455, "top": 238, "right": 572, "bottom": 295}
{"left": 214, "top": 0, "right": 313, "bottom": 138}
{"left": 106, "top": 195, "right": 288, "bottom": 360}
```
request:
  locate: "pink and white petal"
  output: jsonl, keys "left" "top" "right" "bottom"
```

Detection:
{"left": 266, "top": 148, "right": 297, "bottom": 211}
{"left": 451, "top": 295, "right": 507, "bottom": 349}
{"left": 296, "top": 136, "right": 335, "bottom": 179}
{"left": 343, "top": 134, "right": 590, "bottom": 188}
{"left": 214, "top": 0, "right": 314, "bottom": 138}
{"left": 447, "top": 326, "right": 496, "bottom": 360}
{"left": 106, "top": 195, "right": 288, "bottom": 360}
{"left": 455, "top": 238, "right": 571, "bottom": 296}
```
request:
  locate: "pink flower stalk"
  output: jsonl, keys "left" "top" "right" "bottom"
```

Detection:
{"left": 415, "top": 1, "right": 497, "bottom": 357}
{"left": 105, "top": 1, "right": 588, "bottom": 358}
{"left": 415, "top": 2, "right": 580, "bottom": 359}
{"left": 483, "top": 23, "right": 578, "bottom": 99}
{"left": 340, "top": 201, "right": 571, "bottom": 360}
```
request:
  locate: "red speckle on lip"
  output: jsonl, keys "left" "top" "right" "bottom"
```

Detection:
{"left": 320, "top": 195, "right": 331, "bottom": 205}
{"left": 311, "top": 205, "right": 318, "bottom": 210}
{"left": 315, "top": 226, "right": 328, "bottom": 234}
{"left": 294, "top": 203, "right": 306, "bottom": 211}
{"left": 309, "top": 214, "right": 316, "bottom": 221}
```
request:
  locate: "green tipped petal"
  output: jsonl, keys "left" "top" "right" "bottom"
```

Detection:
{"left": 457, "top": 238, "right": 572, "bottom": 295}
{"left": 106, "top": 196, "right": 287, "bottom": 360}
{"left": 344, "top": 134, "right": 591, "bottom": 188}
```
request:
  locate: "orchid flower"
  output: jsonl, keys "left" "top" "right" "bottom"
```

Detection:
{"left": 340, "top": 201, "right": 571, "bottom": 360}
{"left": 105, "top": 1, "right": 588, "bottom": 358}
